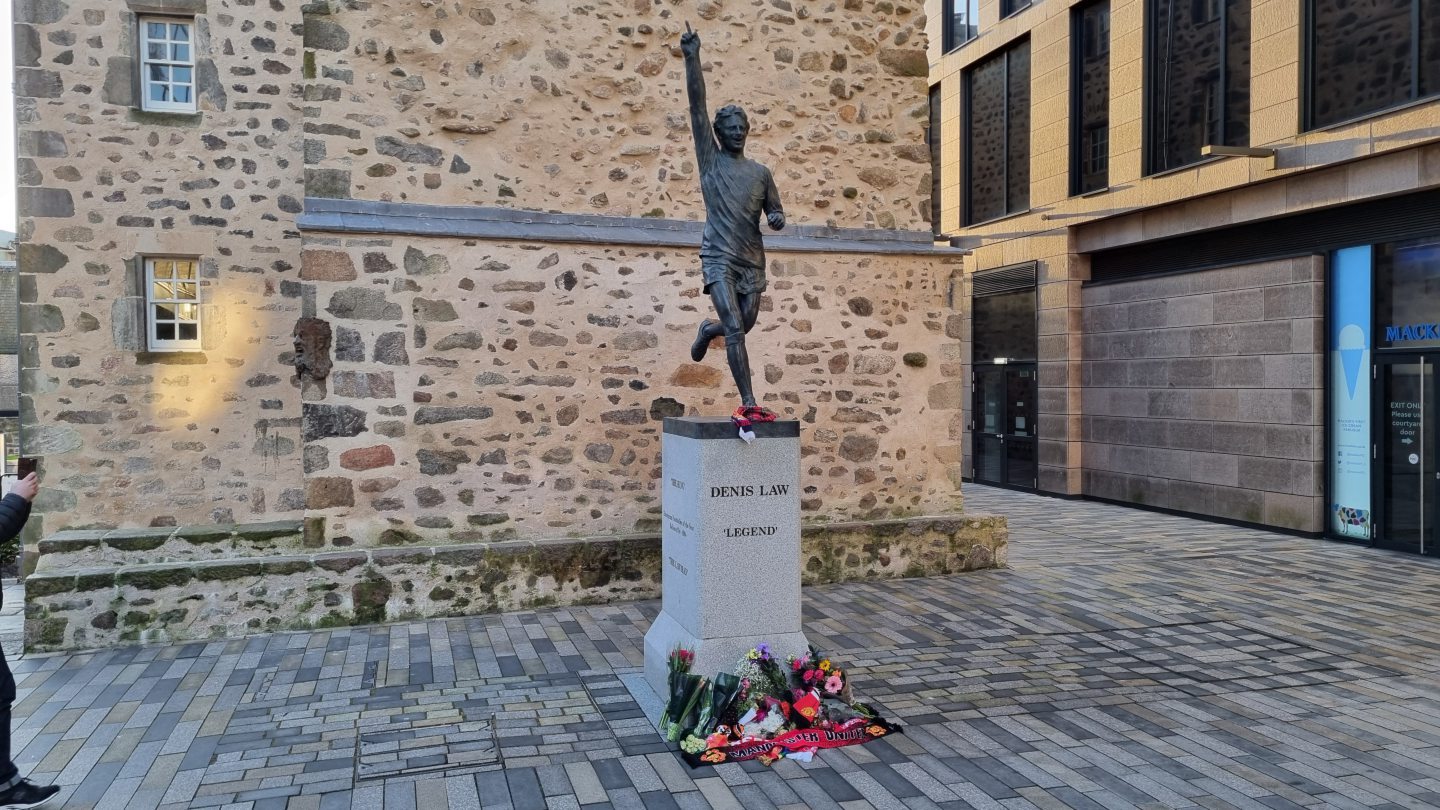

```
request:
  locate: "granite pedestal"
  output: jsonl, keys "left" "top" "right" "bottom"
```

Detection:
{"left": 643, "top": 417, "right": 809, "bottom": 698}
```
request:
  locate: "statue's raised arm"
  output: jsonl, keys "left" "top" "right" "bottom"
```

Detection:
{"left": 681, "top": 23, "right": 718, "bottom": 171}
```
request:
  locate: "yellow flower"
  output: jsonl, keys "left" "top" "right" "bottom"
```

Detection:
{"left": 818, "top": 659, "right": 832, "bottom": 672}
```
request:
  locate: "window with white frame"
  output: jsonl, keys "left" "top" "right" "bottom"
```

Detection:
{"left": 146, "top": 258, "right": 202, "bottom": 351}
{"left": 140, "top": 18, "right": 196, "bottom": 113}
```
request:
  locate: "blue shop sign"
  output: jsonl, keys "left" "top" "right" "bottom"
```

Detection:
{"left": 1385, "top": 323, "right": 1440, "bottom": 343}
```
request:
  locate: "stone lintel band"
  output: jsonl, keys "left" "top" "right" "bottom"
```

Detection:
{"left": 297, "top": 198, "right": 951, "bottom": 256}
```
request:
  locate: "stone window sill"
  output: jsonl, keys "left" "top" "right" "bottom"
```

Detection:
{"left": 128, "top": 109, "right": 203, "bottom": 127}
{"left": 136, "top": 351, "right": 208, "bottom": 365}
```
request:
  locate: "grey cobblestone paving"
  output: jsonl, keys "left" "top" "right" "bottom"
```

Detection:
{"left": 16, "top": 486, "right": 1440, "bottom": 807}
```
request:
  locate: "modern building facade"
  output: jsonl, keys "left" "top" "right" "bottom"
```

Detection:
{"left": 927, "top": 0, "right": 1440, "bottom": 546}
{"left": 13, "top": 0, "right": 1013, "bottom": 650}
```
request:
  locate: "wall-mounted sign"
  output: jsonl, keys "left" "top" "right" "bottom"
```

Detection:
{"left": 1385, "top": 324, "right": 1440, "bottom": 343}
{"left": 1330, "top": 246, "right": 1372, "bottom": 539}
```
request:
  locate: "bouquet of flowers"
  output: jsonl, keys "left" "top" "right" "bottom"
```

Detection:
{"left": 663, "top": 642, "right": 900, "bottom": 768}
{"left": 657, "top": 647, "right": 698, "bottom": 741}
{"left": 693, "top": 672, "right": 742, "bottom": 738}
{"left": 733, "top": 643, "right": 790, "bottom": 710}
{"left": 665, "top": 675, "right": 709, "bottom": 742}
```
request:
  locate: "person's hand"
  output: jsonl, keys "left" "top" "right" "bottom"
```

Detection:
{"left": 681, "top": 22, "right": 701, "bottom": 57}
{"left": 12, "top": 473, "right": 37, "bottom": 503}
{"left": 767, "top": 210, "right": 786, "bottom": 231}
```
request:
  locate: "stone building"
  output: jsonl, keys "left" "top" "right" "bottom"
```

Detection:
{"left": 15, "top": 0, "right": 1005, "bottom": 649}
{"left": 927, "top": 0, "right": 1440, "bottom": 546}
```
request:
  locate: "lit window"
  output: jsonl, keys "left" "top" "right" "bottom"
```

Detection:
{"left": 140, "top": 18, "right": 196, "bottom": 113}
{"left": 146, "top": 258, "right": 202, "bottom": 351}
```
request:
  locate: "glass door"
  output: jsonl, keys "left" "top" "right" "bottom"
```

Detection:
{"left": 971, "top": 364, "right": 1038, "bottom": 488}
{"left": 1374, "top": 355, "right": 1437, "bottom": 554}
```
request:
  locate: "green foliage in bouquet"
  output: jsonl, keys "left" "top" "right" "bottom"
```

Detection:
{"left": 668, "top": 677, "right": 711, "bottom": 742}
{"left": 659, "top": 673, "right": 701, "bottom": 741}
{"left": 656, "top": 647, "right": 696, "bottom": 739}
{"left": 693, "top": 672, "right": 742, "bottom": 738}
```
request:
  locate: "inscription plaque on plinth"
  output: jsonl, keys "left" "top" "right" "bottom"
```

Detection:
{"left": 643, "top": 417, "right": 809, "bottom": 698}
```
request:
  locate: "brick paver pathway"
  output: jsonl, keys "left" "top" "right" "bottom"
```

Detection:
{"left": 13, "top": 485, "right": 1440, "bottom": 809}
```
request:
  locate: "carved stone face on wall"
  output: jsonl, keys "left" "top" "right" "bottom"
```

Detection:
{"left": 292, "top": 317, "right": 333, "bottom": 393}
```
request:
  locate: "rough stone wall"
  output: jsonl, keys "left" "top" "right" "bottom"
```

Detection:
{"left": 25, "top": 513, "right": 1005, "bottom": 649}
{"left": 1081, "top": 256, "right": 1324, "bottom": 530}
{"left": 299, "top": 235, "right": 966, "bottom": 548}
{"left": 0, "top": 267, "right": 18, "bottom": 354}
{"left": 299, "top": 0, "right": 933, "bottom": 229}
{"left": 15, "top": 0, "right": 307, "bottom": 533}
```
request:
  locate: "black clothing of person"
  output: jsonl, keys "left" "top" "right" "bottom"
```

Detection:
{"left": 0, "top": 492, "right": 43, "bottom": 801}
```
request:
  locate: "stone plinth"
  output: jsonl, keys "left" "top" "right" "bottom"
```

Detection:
{"left": 643, "top": 417, "right": 808, "bottom": 697}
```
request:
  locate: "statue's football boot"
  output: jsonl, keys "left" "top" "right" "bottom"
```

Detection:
{"left": 691, "top": 320, "right": 715, "bottom": 362}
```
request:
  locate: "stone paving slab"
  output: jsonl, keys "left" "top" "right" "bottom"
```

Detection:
{"left": 15, "top": 485, "right": 1440, "bottom": 808}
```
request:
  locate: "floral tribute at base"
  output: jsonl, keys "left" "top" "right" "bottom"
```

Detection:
{"left": 657, "top": 643, "right": 903, "bottom": 768}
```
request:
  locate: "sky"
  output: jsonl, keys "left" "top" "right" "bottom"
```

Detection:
{"left": 1, "top": 0, "right": 15, "bottom": 234}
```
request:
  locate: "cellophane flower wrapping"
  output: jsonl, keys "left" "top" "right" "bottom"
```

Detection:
{"left": 659, "top": 672, "right": 701, "bottom": 741}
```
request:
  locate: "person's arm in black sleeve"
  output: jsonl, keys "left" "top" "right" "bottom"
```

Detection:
{"left": 0, "top": 474, "right": 37, "bottom": 541}
{"left": 0, "top": 493, "right": 31, "bottom": 542}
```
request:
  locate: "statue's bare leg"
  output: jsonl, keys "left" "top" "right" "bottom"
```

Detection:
{"left": 692, "top": 281, "right": 762, "bottom": 361}
{"left": 705, "top": 279, "right": 757, "bottom": 407}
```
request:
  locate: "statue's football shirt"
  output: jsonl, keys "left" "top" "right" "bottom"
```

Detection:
{"left": 694, "top": 147, "right": 780, "bottom": 272}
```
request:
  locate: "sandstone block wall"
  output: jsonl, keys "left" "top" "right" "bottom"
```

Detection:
{"left": 297, "top": 233, "right": 967, "bottom": 547}
{"left": 15, "top": 0, "right": 307, "bottom": 536}
{"left": 1081, "top": 256, "right": 1325, "bottom": 530}
{"left": 299, "top": 0, "right": 934, "bottom": 230}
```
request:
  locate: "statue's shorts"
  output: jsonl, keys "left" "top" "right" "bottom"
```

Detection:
{"left": 701, "top": 258, "right": 767, "bottom": 296}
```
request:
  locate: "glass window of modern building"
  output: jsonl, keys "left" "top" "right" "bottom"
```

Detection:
{"left": 1145, "top": 0, "right": 1251, "bottom": 173}
{"left": 965, "top": 39, "right": 1031, "bottom": 224}
{"left": 1002, "top": 0, "right": 1032, "bottom": 18}
{"left": 1307, "top": 0, "right": 1440, "bottom": 129}
{"left": 943, "top": 0, "right": 980, "bottom": 51}
{"left": 1072, "top": 0, "right": 1111, "bottom": 195}
{"left": 928, "top": 86, "right": 942, "bottom": 234}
